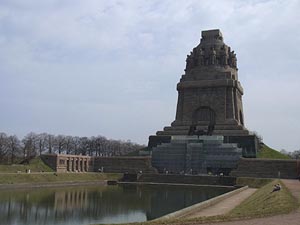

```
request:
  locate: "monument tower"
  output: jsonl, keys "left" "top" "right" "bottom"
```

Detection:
{"left": 160, "top": 29, "right": 248, "bottom": 136}
{"left": 149, "top": 29, "right": 258, "bottom": 158}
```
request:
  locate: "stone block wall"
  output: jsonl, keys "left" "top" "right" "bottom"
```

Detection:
{"left": 231, "top": 158, "right": 300, "bottom": 179}
{"left": 42, "top": 154, "right": 157, "bottom": 173}
{"left": 137, "top": 174, "right": 237, "bottom": 186}
{"left": 152, "top": 136, "right": 242, "bottom": 175}
{"left": 93, "top": 156, "right": 157, "bottom": 173}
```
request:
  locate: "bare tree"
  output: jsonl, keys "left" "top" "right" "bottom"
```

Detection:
{"left": 1, "top": 132, "right": 145, "bottom": 160}
{"left": 54, "top": 135, "right": 66, "bottom": 154}
{"left": 36, "top": 133, "right": 48, "bottom": 156}
{"left": 289, "top": 150, "right": 300, "bottom": 159}
{"left": 8, "top": 135, "right": 21, "bottom": 164}
{"left": 0, "top": 133, "right": 9, "bottom": 163}
{"left": 71, "top": 136, "right": 81, "bottom": 155}
{"left": 22, "top": 132, "right": 38, "bottom": 159}
{"left": 45, "top": 134, "right": 55, "bottom": 154}
{"left": 64, "top": 136, "right": 73, "bottom": 154}
{"left": 79, "top": 137, "right": 89, "bottom": 155}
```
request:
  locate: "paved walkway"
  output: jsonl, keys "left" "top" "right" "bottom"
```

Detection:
{"left": 185, "top": 188, "right": 257, "bottom": 218}
{"left": 198, "top": 179, "right": 300, "bottom": 225}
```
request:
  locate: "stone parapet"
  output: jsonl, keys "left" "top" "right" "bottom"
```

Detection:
{"left": 93, "top": 156, "right": 157, "bottom": 173}
{"left": 137, "top": 173, "right": 237, "bottom": 186}
{"left": 231, "top": 158, "right": 300, "bottom": 179}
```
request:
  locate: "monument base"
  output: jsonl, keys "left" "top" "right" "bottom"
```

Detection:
{"left": 151, "top": 135, "right": 242, "bottom": 175}
{"left": 148, "top": 134, "right": 258, "bottom": 158}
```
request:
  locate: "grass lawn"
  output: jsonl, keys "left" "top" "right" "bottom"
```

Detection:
{"left": 258, "top": 144, "right": 290, "bottom": 159}
{"left": 236, "top": 177, "right": 273, "bottom": 188}
{"left": 228, "top": 179, "right": 298, "bottom": 218}
{"left": 0, "top": 157, "right": 54, "bottom": 173}
{"left": 0, "top": 157, "right": 122, "bottom": 184}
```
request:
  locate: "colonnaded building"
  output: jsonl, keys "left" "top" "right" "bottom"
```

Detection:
{"left": 42, "top": 29, "right": 299, "bottom": 179}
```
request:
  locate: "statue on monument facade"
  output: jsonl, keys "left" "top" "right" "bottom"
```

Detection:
{"left": 210, "top": 47, "right": 217, "bottom": 65}
{"left": 185, "top": 52, "right": 194, "bottom": 72}
{"left": 184, "top": 30, "right": 238, "bottom": 71}
{"left": 198, "top": 48, "right": 205, "bottom": 66}
{"left": 220, "top": 45, "right": 228, "bottom": 66}
{"left": 229, "top": 51, "right": 237, "bottom": 68}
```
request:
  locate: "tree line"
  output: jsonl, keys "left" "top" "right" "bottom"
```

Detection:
{"left": 280, "top": 149, "right": 300, "bottom": 159}
{"left": 0, "top": 132, "right": 145, "bottom": 164}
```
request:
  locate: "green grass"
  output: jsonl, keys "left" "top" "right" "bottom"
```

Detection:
{"left": 0, "top": 157, "right": 54, "bottom": 173}
{"left": 257, "top": 144, "right": 290, "bottom": 159}
{"left": 0, "top": 172, "right": 122, "bottom": 185}
{"left": 236, "top": 177, "right": 273, "bottom": 188}
{"left": 109, "top": 179, "right": 298, "bottom": 225}
{"left": 228, "top": 179, "right": 298, "bottom": 218}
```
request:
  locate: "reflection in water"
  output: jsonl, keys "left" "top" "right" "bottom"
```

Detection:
{"left": 0, "top": 184, "right": 233, "bottom": 225}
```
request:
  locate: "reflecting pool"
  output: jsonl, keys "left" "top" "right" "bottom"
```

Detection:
{"left": 0, "top": 184, "right": 234, "bottom": 225}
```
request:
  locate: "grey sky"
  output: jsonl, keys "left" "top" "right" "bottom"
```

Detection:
{"left": 0, "top": 0, "right": 299, "bottom": 151}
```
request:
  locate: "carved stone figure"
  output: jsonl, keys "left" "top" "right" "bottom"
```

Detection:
{"left": 229, "top": 51, "right": 237, "bottom": 68}
{"left": 185, "top": 54, "right": 194, "bottom": 71}
{"left": 231, "top": 52, "right": 237, "bottom": 68}
{"left": 220, "top": 45, "right": 228, "bottom": 65}
{"left": 197, "top": 48, "right": 205, "bottom": 66}
{"left": 210, "top": 47, "right": 217, "bottom": 65}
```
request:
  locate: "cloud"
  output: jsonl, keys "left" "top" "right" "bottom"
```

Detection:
{"left": 0, "top": 0, "right": 299, "bottom": 151}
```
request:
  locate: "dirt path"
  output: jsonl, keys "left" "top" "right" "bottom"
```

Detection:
{"left": 185, "top": 188, "right": 257, "bottom": 218}
{"left": 198, "top": 179, "right": 300, "bottom": 225}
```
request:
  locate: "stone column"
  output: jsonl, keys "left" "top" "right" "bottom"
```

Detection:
{"left": 70, "top": 157, "right": 74, "bottom": 172}
{"left": 78, "top": 158, "right": 82, "bottom": 172}
{"left": 67, "top": 158, "right": 70, "bottom": 172}
{"left": 84, "top": 160, "right": 87, "bottom": 172}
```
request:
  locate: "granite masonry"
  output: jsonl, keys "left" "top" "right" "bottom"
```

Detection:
{"left": 152, "top": 136, "right": 242, "bottom": 175}
{"left": 149, "top": 29, "right": 258, "bottom": 158}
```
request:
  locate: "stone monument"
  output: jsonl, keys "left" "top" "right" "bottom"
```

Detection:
{"left": 152, "top": 136, "right": 242, "bottom": 175}
{"left": 149, "top": 29, "right": 258, "bottom": 158}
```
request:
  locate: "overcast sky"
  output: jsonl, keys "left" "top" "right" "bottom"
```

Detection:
{"left": 0, "top": 0, "right": 299, "bottom": 151}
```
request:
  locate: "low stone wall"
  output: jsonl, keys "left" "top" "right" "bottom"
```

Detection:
{"left": 231, "top": 158, "right": 300, "bottom": 179}
{"left": 137, "top": 174, "right": 237, "bottom": 186}
{"left": 93, "top": 156, "right": 157, "bottom": 173}
{"left": 41, "top": 154, "right": 157, "bottom": 173}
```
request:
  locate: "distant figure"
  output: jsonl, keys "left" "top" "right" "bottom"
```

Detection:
{"left": 271, "top": 183, "right": 281, "bottom": 193}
